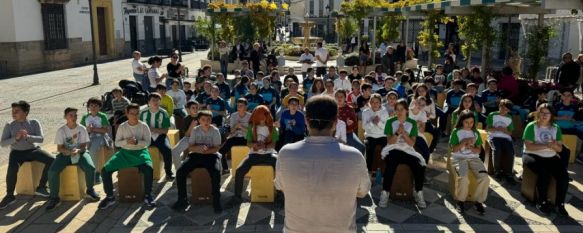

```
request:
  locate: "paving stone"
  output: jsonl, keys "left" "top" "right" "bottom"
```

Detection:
{"left": 373, "top": 203, "right": 416, "bottom": 223}
{"left": 421, "top": 203, "right": 460, "bottom": 224}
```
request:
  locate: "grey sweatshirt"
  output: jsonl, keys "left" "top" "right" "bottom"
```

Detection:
{"left": 1, "top": 119, "right": 45, "bottom": 151}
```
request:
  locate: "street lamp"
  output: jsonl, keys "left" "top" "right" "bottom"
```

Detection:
{"left": 325, "top": 5, "right": 330, "bottom": 43}
{"left": 88, "top": 0, "right": 99, "bottom": 85}
{"left": 171, "top": 0, "right": 183, "bottom": 62}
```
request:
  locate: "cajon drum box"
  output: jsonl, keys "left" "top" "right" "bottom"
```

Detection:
{"left": 97, "top": 147, "right": 115, "bottom": 173}
{"left": 389, "top": 164, "right": 414, "bottom": 201}
{"left": 511, "top": 115, "right": 523, "bottom": 139}
{"left": 357, "top": 120, "right": 365, "bottom": 141}
{"left": 148, "top": 147, "right": 164, "bottom": 180}
{"left": 231, "top": 146, "right": 250, "bottom": 177}
{"left": 423, "top": 132, "right": 433, "bottom": 147}
{"left": 167, "top": 130, "right": 180, "bottom": 147}
{"left": 521, "top": 165, "right": 556, "bottom": 205}
{"left": 448, "top": 157, "right": 478, "bottom": 202}
{"left": 437, "top": 93, "right": 446, "bottom": 108}
{"left": 59, "top": 166, "right": 87, "bottom": 201}
{"left": 15, "top": 161, "right": 45, "bottom": 195}
{"left": 190, "top": 168, "right": 213, "bottom": 204}
{"left": 372, "top": 146, "right": 385, "bottom": 173}
{"left": 249, "top": 166, "right": 275, "bottom": 203}
{"left": 563, "top": 134, "right": 578, "bottom": 164}
{"left": 118, "top": 168, "right": 144, "bottom": 202}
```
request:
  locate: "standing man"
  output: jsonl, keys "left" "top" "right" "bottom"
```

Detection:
{"left": 131, "top": 51, "right": 147, "bottom": 90}
{"left": 555, "top": 53, "right": 580, "bottom": 89}
{"left": 299, "top": 48, "right": 314, "bottom": 79}
{"left": 315, "top": 42, "right": 329, "bottom": 78}
{"left": 275, "top": 95, "right": 371, "bottom": 233}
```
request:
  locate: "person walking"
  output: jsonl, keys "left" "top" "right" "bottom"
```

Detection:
{"left": 275, "top": 95, "right": 371, "bottom": 233}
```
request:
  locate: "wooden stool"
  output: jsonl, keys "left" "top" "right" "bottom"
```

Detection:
{"left": 511, "top": 115, "right": 524, "bottom": 139}
{"left": 521, "top": 165, "right": 556, "bottom": 205}
{"left": 389, "top": 164, "right": 414, "bottom": 201}
{"left": 59, "top": 165, "right": 87, "bottom": 201}
{"left": 167, "top": 129, "right": 180, "bottom": 147}
{"left": 423, "top": 132, "right": 433, "bottom": 147}
{"left": 148, "top": 147, "right": 164, "bottom": 180}
{"left": 117, "top": 168, "right": 144, "bottom": 202}
{"left": 447, "top": 156, "right": 479, "bottom": 202}
{"left": 478, "top": 130, "right": 494, "bottom": 174}
{"left": 15, "top": 161, "right": 45, "bottom": 195}
{"left": 563, "top": 134, "right": 578, "bottom": 163}
{"left": 190, "top": 168, "right": 213, "bottom": 204}
{"left": 249, "top": 166, "right": 275, "bottom": 203}
{"left": 231, "top": 146, "right": 250, "bottom": 177}
{"left": 357, "top": 120, "right": 365, "bottom": 141}
{"left": 437, "top": 93, "right": 446, "bottom": 108}
{"left": 445, "top": 114, "right": 452, "bottom": 133}
{"left": 96, "top": 147, "right": 114, "bottom": 173}
{"left": 372, "top": 146, "right": 385, "bottom": 173}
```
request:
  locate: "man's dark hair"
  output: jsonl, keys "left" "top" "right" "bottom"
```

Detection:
{"left": 502, "top": 66, "right": 513, "bottom": 76}
{"left": 64, "top": 107, "right": 78, "bottom": 116}
{"left": 307, "top": 67, "right": 313, "bottom": 73}
{"left": 111, "top": 88, "right": 123, "bottom": 94}
{"left": 11, "top": 101, "right": 30, "bottom": 115}
{"left": 198, "top": 110, "right": 213, "bottom": 119}
{"left": 361, "top": 83, "right": 372, "bottom": 91}
{"left": 147, "top": 56, "right": 162, "bottom": 65}
{"left": 423, "top": 77, "right": 435, "bottom": 85}
{"left": 305, "top": 95, "right": 338, "bottom": 131}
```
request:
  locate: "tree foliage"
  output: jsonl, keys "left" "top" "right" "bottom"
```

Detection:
{"left": 457, "top": 7, "right": 496, "bottom": 62}
{"left": 337, "top": 17, "right": 358, "bottom": 43}
{"left": 417, "top": 11, "right": 451, "bottom": 66}
{"left": 525, "top": 25, "right": 556, "bottom": 80}
{"left": 377, "top": 15, "right": 404, "bottom": 44}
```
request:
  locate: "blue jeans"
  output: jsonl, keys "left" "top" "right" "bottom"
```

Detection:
{"left": 347, "top": 133, "right": 365, "bottom": 155}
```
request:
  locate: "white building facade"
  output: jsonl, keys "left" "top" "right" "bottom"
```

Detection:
{"left": 0, "top": 0, "right": 125, "bottom": 77}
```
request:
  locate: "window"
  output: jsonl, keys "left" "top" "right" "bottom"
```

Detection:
{"left": 309, "top": 0, "right": 314, "bottom": 15}
{"left": 41, "top": 4, "right": 67, "bottom": 50}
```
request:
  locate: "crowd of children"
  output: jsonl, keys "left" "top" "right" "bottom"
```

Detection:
{"left": 1, "top": 52, "right": 581, "bottom": 219}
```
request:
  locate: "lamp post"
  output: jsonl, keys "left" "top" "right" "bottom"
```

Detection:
{"left": 88, "top": 0, "right": 99, "bottom": 85}
{"left": 325, "top": 4, "right": 330, "bottom": 43}
{"left": 177, "top": 1, "right": 182, "bottom": 62}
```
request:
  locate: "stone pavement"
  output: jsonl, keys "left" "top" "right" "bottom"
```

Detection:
{"left": 1, "top": 52, "right": 583, "bottom": 232}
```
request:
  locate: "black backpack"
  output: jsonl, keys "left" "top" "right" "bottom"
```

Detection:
{"left": 101, "top": 91, "right": 114, "bottom": 113}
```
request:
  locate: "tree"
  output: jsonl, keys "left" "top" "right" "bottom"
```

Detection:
{"left": 525, "top": 25, "right": 556, "bottom": 80}
{"left": 341, "top": 0, "right": 377, "bottom": 50}
{"left": 377, "top": 15, "right": 404, "bottom": 44}
{"left": 457, "top": 7, "right": 496, "bottom": 69}
{"left": 337, "top": 17, "right": 358, "bottom": 46}
{"left": 417, "top": 11, "right": 451, "bottom": 67}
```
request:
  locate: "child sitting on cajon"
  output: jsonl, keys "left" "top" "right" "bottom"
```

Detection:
{"left": 98, "top": 104, "right": 156, "bottom": 209}
{"left": 46, "top": 107, "right": 100, "bottom": 210}
{"left": 81, "top": 97, "right": 112, "bottom": 184}
{"left": 172, "top": 111, "right": 223, "bottom": 213}
{"left": 450, "top": 109, "right": 490, "bottom": 214}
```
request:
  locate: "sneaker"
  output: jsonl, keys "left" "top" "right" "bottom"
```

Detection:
{"left": 378, "top": 190, "right": 389, "bottom": 208}
{"left": 494, "top": 172, "right": 503, "bottom": 182}
{"left": 413, "top": 190, "right": 427, "bottom": 209}
{"left": 172, "top": 199, "right": 189, "bottom": 212}
{"left": 557, "top": 204, "right": 569, "bottom": 216}
{"left": 505, "top": 176, "right": 517, "bottom": 186}
{"left": 165, "top": 174, "right": 175, "bottom": 182}
{"left": 86, "top": 189, "right": 100, "bottom": 201}
{"left": 213, "top": 202, "right": 223, "bottom": 214}
{"left": 98, "top": 196, "right": 116, "bottom": 210}
{"left": 45, "top": 198, "right": 61, "bottom": 210}
{"left": 35, "top": 187, "right": 50, "bottom": 198}
{"left": 144, "top": 194, "right": 156, "bottom": 207}
{"left": 536, "top": 201, "right": 553, "bottom": 215}
{"left": 475, "top": 202, "right": 486, "bottom": 215}
{"left": 0, "top": 195, "right": 16, "bottom": 210}
{"left": 455, "top": 201, "right": 465, "bottom": 213}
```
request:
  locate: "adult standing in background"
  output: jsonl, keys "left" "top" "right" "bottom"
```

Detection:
{"left": 315, "top": 42, "right": 329, "bottom": 77}
{"left": 219, "top": 41, "right": 231, "bottom": 78}
{"left": 555, "top": 52, "right": 580, "bottom": 89}
{"left": 131, "top": 51, "right": 147, "bottom": 90}
{"left": 166, "top": 51, "right": 184, "bottom": 88}
{"left": 299, "top": 48, "right": 314, "bottom": 79}
{"left": 275, "top": 95, "right": 370, "bottom": 233}
{"left": 249, "top": 43, "right": 263, "bottom": 79}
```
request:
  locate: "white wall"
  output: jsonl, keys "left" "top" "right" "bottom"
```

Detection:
{"left": 113, "top": 0, "right": 124, "bottom": 39}
{"left": 12, "top": 0, "right": 44, "bottom": 42}
{"left": 65, "top": 1, "right": 92, "bottom": 41}
{"left": 0, "top": 0, "right": 16, "bottom": 42}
